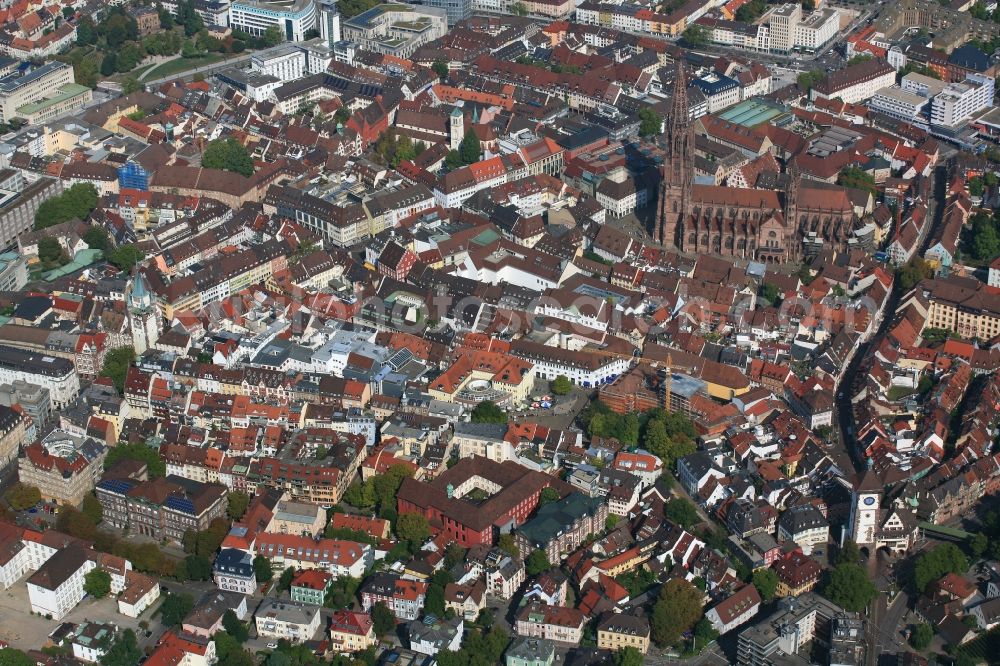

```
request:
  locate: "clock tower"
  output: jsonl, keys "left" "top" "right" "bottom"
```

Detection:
{"left": 848, "top": 462, "right": 882, "bottom": 548}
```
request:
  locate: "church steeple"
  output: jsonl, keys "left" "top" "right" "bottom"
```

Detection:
{"left": 655, "top": 60, "right": 694, "bottom": 246}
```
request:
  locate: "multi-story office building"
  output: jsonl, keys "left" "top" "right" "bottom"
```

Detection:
{"left": 869, "top": 86, "right": 930, "bottom": 122}
{"left": 26, "top": 546, "right": 97, "bottom": 620}
{"left": 423, "top": 0, "right": 470, "bottom": 25}
{"left": 229, "top": 0, "right": 317, "bottom": 42}
{"left": 737, "top": 593, "right": 846, "bottom": 665}
{"left": 0, "top": 62, "right": 89, "bottom": 124}
{"left": 0, "top": 403, "right": 26, "bottom": 474}
{"left": 250, "top": 39, "right": 333, "bottom": 82}
{"left": 341, "top": 4, "right": 448, "bottom": 58}
{"left": 254, "top": 599, "right": 321, "bottom": 644}
{"left": 930, "top": 74, "right": 995, "bottom": 127}
{"left": 18, "top": 431, "right": 106, "bottom": 507}
{"left": 793, "top": 8, "right": 838, "bottom": 51}
{"left": 317, "top": 0, "right": 342, "bottom": 46}
{"left": 767, "top": 3, "right": 799, "bottom": 52}
{"left": 95, "top": 474, "right": 227, "bottom": 543}
{"left": 0, "top": 171, "right": 62, "bottom": 252}
{"left": 811, "top": 58, "right": 898, "bottom": 104}
{"left": 213, "top": 548, "right": 257, "bottom": 595}
{"left": 0, "top": 344, "right": 78, "bottom": 409}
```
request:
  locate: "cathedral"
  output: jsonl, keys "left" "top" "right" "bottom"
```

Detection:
{"left": 654, "top": 63, "right": 856, "bottom": 262}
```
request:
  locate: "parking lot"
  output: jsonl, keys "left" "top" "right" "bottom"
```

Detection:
{"left": 0, "top": 575, "right": 165, "bottom": 651}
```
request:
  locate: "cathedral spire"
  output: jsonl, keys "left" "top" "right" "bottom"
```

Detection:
{"left": 669, "top": 59, "right": 689, "bottom": 132}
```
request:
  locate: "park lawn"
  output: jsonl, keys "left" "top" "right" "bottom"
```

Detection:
{"left": 141, "top": 52, "right": 230, "bottom": 81}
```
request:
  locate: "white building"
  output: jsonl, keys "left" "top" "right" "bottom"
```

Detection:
{"left": 408, "top": 616, "right": 464, "bottom": 656}
{"left": 213, "top": 548, "right": 258, "bottom": 595}
{"left": 0, "top": 344, "right": 79, "bottom": 409}
{"left": 250, "top": 39, "right": 333, "bottom": 83}
{"left": 229, "top": 0, "right": 317, "bottom": 43}
{"left": 510, "top": 340, "right": 632, "bottom": 389}
{"left": 811, "top": 59, "right": 896, "bottom": 104}
{"left": 793, "top": 8, "right": 838, "bottom": 52}
{"left": 118, "top": 571, "right": 160, "bottom": 618}
{"left": 70, "top": 622, "right": 116, "bottom": 663}
{"left": 705, "top": 585, "right": 761, "bottom": 634}
{"left": 255, "top": 599, "right": 321, "bottom": 644}
{"left": 930, "top": 74, "right": 995, "bottom": 127}
{"left": 317, "top": 0, "right": 342, "bottom": 47}
{"left": 26, "top": 546, "right": 96, "bottom": 620}
{"left": 869, "top": 86, "right": 929, "bottom": 122}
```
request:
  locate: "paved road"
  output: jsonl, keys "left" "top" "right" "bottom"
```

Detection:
{"left": 142, "top": 53, "right": 254, "bottom": 86}
{"left": 834, "top": 164, "right": 946, "bottom": 470}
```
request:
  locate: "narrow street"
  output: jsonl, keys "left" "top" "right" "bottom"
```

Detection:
{"left": 834, "top": 164, "right": 947, "bottom": 470}
{"left": 831, "top": 165, "right": 948, "bottom": 666}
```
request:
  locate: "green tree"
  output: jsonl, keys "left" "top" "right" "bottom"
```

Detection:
{"left": 76, "top": 15, "right": 97, "bottom": 45}
{"left": 342, "top": 479, "right": 376, "bottom": 509}
{"left": 550, "top": 375, "right": 572, "bottom": 395}
{"left": 100, "top": 346, "right": 135, "bottom": 394}
{"left": 396, "top": 513, "right": 430, "bottom": 544}
{"left": 459, "top": 129, "right": 481, "bottom": 165}
{"left": 425, "top": 583, "right": 446, "bottom": 617}
{"left": 37, "top": 237, "right": 70, "bottom": 269}
{"left": 122, "top": 76, "right": 142, "bottom": 95}
{"left": 760, "top": 282, "right": 781, "bottom": 307}
{"left": 372, "top": 602, "right": 395, "bottom": 636}
{"left": 82, "top": 494, "right": 103, "bottom": 524}
{"left": 101, "top": 52, "right": 119, "bottom": 76}
{"left": 184, "top": 554, "right": 212, "bottom": 581}
{"left": 612, "top": 646, "right": 644, "bottom": 666}
{"left": 277, "top": 566, "right": 295, "bottom": 593}
{"left": 823, "top": 563, "right": 877, "bottom": 611}
{"left": 117, "top": 41, "right": 144, "bottom": 72}
{"left": 539, "top": 487, "right": 560, "bottom": 506}
{"left": 227, "top": 491, "right": 250, "bottom": 520}
{"left": 75, "top": 58, "right": 100, "bottom": 89}
{"left": 638, "top": 107, "right": 662, "bottom": 137}
{"left": 910, "top": 622, "right": 933, "bottom": 650}
{"left": 160, "top": 592, "right": 195, "bottom": 627}
{"left": 261, "top": 25, "right": 283, "bottom": 46}
{"left": 105, "top": 440, "right": 166, "bottom": 478}
{"left": 525, "top": 549, "right": 550, "bottom": 576}
{"left": 605, "top": 514, "right": 619, "bottom": 532}
{"left": 665, "top": 498, "right": 699, "bottom": 530}
{"left": 107, "top": 245, "right": 145, "bottom": 273}
{"left": 897, "top": 258, "right": 934, "bottom": 290}
{"left": 752, "top": 568, "right": 779, "bottom": 603}
{"left": 913, "top": 543, "right": 968, "bottom": 593}
{"left": 253, "top": 555, "right": 273, "bottom": 583}
{"left": 471, "top": 401, "right": 506, "bottom": 424}
{"left": 445, "top": 149, "right": 463, "bottom": 169}
{"left": 99, "top": 629, "right": 141, "bottom": 666}
{"left": 157, "top": 3, "right": 174, "bottom": 28}
{"left": 84, "top": 568, "right": 112, "bottom": 598}
{"left": 372, "top": 464, "right": 414, "bottom": 512}
{"left": 498, "top": 533, "right": 519, "bottom": 558}
{"left": 837, "top": 166, "right": 877, "bottom": 195}
{"left": 971, "top": 211, "right": 1000, "bottom": 261}
{"left": 0, "top": 649, "right": 35, "bottom": 666}
{"left": 222, "top": 609, "right": 249, "bottom": 643}
{"left": 651, "top": 578, "right": 703, "bottom": 647}
{"left": 971, "top": 532, "right": 989, "bottom": 559}
{"left": 83, "top": 226, "right": 111, "bottom": 252}
{"left": 797, "top": 69, "right": 825, "bottom": 92}
{"left": 202, "top": 138, "right": 254, "bottom": 177}
{"left": 4, "top": 483, "right": 40, "bottom": 511}
{"left": 682, "top": 24, "right": 708, "bottom": 47}
{"left": 432, "top": 59, "right": 448, "bottom": 80}
{"left": 835, "top": 539, "right": 861, "bottom": 566}
{"left": 34, "top": 183, "right": 99, "bottom": 229}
